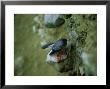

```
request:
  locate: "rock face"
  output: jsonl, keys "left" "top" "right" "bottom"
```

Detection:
{"left": 44, "top": 14, "right": 65, "bottom": 28}
{"left": 49, "top": 45, "right": 83, "bottom": 76}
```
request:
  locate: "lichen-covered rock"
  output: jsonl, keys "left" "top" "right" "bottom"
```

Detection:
{"left": 64, "top": 14, "right": 72, "bottom": 19}
{"left": 48, "top": 43, "right": 84, "bottom": 76}
{"left": 44, "top": 14, "right": 65, "bottom": 28}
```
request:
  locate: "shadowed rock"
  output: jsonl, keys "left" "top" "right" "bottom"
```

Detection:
{"left": 44, "top": 14, "right": 65, "bottom": 28}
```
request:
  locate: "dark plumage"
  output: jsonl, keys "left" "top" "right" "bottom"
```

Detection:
{"left": 50, "top": 39, "right": 67, "bottom": 55}
{"left": 41, "top": 39, "right": 67, "bottom": 55}
{"left": 41, "top": 43, "right": 53, "bottom": 49}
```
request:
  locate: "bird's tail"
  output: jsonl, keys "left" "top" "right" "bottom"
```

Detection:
{"left": 41, "top": 43, "right": 53, "bottom": 49}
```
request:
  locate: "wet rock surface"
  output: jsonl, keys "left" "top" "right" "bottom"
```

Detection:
{"left": 44, "top": 14, "right": 65, "bottom": 28}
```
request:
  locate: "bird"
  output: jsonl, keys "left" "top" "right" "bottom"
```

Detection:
{"left": 41, "top": 38, "right": 67, "bottom": 55}
{"left": 42, "top": 39, "right": 67, "bottom": 63}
